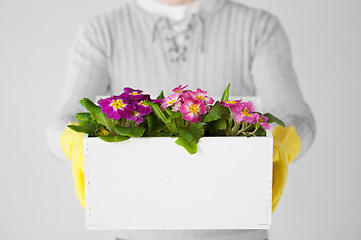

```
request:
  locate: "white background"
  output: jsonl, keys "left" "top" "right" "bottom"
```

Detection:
{"left": 0, "top": 0, "right": 360, "bottom": 239}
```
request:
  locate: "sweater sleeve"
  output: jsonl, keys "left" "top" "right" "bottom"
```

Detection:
{"left": 250, "top": 12, "right": 316, "bottom": 159}
{"left": 46, "top": 19, "right": 110, "bottom": 161}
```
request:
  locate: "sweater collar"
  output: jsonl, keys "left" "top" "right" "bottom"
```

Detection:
{"left": 135, "top": 0, "right": 207, "bottom": 23}
{"left": 129, "top": 0, "right": 227, "bottom": 59}
{"left": 131, "top": 0, "right": 227, "bottom": 22}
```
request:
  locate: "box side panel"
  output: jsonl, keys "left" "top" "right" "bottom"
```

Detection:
{"left": 85, "top": 137, "right": 272, "bottom": 230}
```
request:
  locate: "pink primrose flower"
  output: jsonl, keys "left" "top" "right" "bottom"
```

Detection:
{"left": 180, "top": 98, "right": 206, "bottom": 124}
{"left": 234, "top": 101, "right": 256, "bottom": 124}
{"left": 172, "top": 85, "right": 188, "bottom": 93}
{"left": 191, "top": 88, "right": 215, "bottom": 104}
{"left": 161, "top": 92, "right": 181, "bottom": 110}
{"left": 172, "top": 101, "right": 182, "bottom": 112}
{"left": 205, "top": 104, "right": 211, "bottom": 112}
{"left": 98, "top": 96, "right": 135, "bottom": 121}
{"left": 220, "top": 100, "right": 242, "bottom": 113}
{"left": 253, "top": 113, "right": 272, "bottom": 130}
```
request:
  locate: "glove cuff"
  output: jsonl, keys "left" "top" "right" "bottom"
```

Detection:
{"left": 272, "top": 126, "right": 302, "bottom": 163}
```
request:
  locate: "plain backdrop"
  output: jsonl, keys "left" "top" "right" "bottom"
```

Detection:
{"left": 1, "top": 0, "right": 360, "bottom": 239}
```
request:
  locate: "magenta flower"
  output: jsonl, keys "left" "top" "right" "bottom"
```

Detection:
{"left": 98, "top": 96, "right": 135, "bottom": 120}
{"left": 180, "top": 98, "right": 206, "bottom": 124}
{"left": 234, "top": 101, "right": 256, "bottom": 124}
{"left": 141, "top": 94, "right": 151, "bottom": 101}
{"left": 253, "top": 113, "right": 272, "bottom": 130}
{"left": 220, "top": 100, "right": 242, "bottom": 113}
{"left": 142, "top": 94, "right": 161, "bottom": 104}
{"left": 172, "top": 85, "right": 188, "bottom": 93}
{"left": 136, "top": 101, "right": 152, "bottom": 115}
{"left": 161, "top": 92, "right": 181, "bottom": 110}
{"left": 120, "top": 87, "right": 144, "bottom": 100}
{"left": 128, "top": 110, "right": 144, "bottom": 124}
{"left": 191, "top": 88, "right": 214, "bottom": 104}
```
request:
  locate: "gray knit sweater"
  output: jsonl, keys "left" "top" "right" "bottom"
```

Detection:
{"left": 46, "top": 0, "right": 315, "bottom": 239}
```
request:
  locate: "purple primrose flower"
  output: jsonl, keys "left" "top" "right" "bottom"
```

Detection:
{"left": 98, "top": 96, "right": 135, "bottom": 121}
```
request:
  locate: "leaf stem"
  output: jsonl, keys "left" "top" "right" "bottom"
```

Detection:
{"left": 236, "top": 121, "right": 246, "bottom": 135}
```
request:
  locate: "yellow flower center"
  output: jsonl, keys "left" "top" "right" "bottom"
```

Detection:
{"left": 98, "top": 127, "right": 110, "bottom": 136}
{"left": 139, "top": 102, "right": 147, "bottom": 106}
{"left": 130, "top": 91, "right": 140, "bottom": 95}
{"left": 110, "top": 99, "right": 126, "bottom": 110}
{"left": 189, "top": 104, "right": 199, "bottom": 114}
{"left": 131, "top": 111, "right": 139, "bottom": 117}
{"left": 258, "top": 118, "right": 263, "bottom": 123}
{"left": 196, "top": 95, "right": 205, "bottom": 100}
{"left": 241, "top": 108, "right": 252, "bottom": 117}
{"left": 225, "top": 100, "right": 237, "bottom": 105}
{"left": 168, "top": 99, "right": 176, "bottom": 105}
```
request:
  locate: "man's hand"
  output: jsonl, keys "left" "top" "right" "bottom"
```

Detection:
{"left": 59, "top": 123, "right": 85, "bottom": 209}
{"left": 272, "top": 126, "right": 301, "bottom": 212}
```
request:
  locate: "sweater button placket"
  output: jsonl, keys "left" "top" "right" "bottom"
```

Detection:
{"left": 156, "top": 17, "right": 194, "bottom": 63}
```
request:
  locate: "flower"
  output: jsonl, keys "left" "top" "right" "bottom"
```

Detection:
{"left": 120, "top": 87, "right": 144, "bottom": 100}
{"left": 172, "top": 85, "right": 188, "bottom": 93}
{"left": 142, "top": 94, "right": 162, "bottom": 104}
{"left": 136, "top": 101, "right": 152, "bottom": 116}
{"left": 189, "top": 88, "right": 215, "bottom": 105}
{"left": 172, "top": 101, "right": 182, "bottom": 112}
{"left": 234, "top": 101, "right": 256, "bottom": 123}
{"left": 128, "top": 110, "right": 144, "bottom": 124}
{"left": 100, "top": 88, "right": 158, "bottom": 123}
{"left": 220, "top": 100, "right": 241, "bottom": 107}
{"left": 253, "top": 113, "right": 272, "bottom": 130}
{"left": 180, "top": 98, "right": 206, "bottom": 124}
{"left": 220, "top": 100, "right": 242, "bottom": 112}
{"left": 98, "top": 96, "right": 135, "bottom": 120}
{"left": 161, "top": 92, "right": 181, "bottom": 110}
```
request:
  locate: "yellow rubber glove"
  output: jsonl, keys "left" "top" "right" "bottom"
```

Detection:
{"left": 272, "top": 126, "right": 301, "bottom": 212}
{"left": 59, "top": 123, "right": 85, "bottom": 209}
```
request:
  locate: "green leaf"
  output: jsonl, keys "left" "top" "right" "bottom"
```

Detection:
{"left": 207, "top": 119, "right": 227, "bottom": 130}
{"left": 157, "top": 90, "right": 165, "bottom": 100}
{"left": 204, "top": 127, "right": 223, "bottom": 136}
{"left": 67, "top": 121, "right": 99, "bottom": 135}
{"left": 115, "top": 125, "right": 145, "bottom": 137}
{"left": 99, "top": 135, "right": 130, "bottom": 142}
{"left": 254, "top": 126, "right": 266, "bottom": 136}
{"left": 164, "top": 116, "right": 173, "bottom": 123}
{"left": 146, "top": 112, "right": 161, "bottom": 131}
{"left": 144, "top": 101, "right": 167, "bottom": 122}
{"left": 263, "top": 113, "right": 285, "bottom": 127}
{"left": 79, "top": 98, "right": 117, "bottom": 135}
{"left": 165, "top": 107, "right": 182, "bottom": 119}
{"left": 175, "top": 137, "right": 197, "bottom": 155}
{"left": 75, "top": 112, "right": 92, "bottom": 121}
{"left": 202, "top": 101, "right": 230, "bottom": 123}
{"left": 147, "top": 114, "right": 168, "bottom": 131}
{"left": 145, "top": 100, "right": 177, "bottom": 134}
{"left": 144, "top": 112, "right": 171, "bottom": 137}
{"left": 221, "top": 83, "right": 231, "bottom": 102}
{"left": 177, "top": 122, "right": 205, "bottom": 143}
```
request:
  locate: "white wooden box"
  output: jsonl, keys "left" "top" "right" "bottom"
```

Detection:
{"left": 84, "top": 96, "right": 273, "bottom": 230}
{"left": 84, "top": 132, "right": 273, "bottom": 230}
